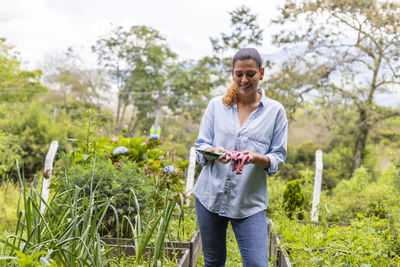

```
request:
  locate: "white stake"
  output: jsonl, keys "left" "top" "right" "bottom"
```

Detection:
{"left": 185, "top": 147, "right": 196, "bottom": 198}
{"left": 40, "top": 140, "right": 58, "bottom": 214}
{"left": 311, "top": 149, "right": 323, "bottom": 222}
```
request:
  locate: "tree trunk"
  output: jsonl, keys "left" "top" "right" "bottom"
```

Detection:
{"left": 114, "top": 95, "right": 122, "bottom": 134}
{"left": 352, "top": 108, "right": 370, "bottom": 173}
{"left": 118, "top": 102, "right": 128, "bottom": 132}
{"left": 128, "top": 117, "right": 139, "bottom": 136}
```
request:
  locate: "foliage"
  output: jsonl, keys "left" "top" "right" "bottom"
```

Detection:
{"left": 0, "top": 181, "right": 20, "bottom": 237}
{"left": 0, "top": 101, "right": 75, "bottom": 179}
{"left": 202, "top": 5, "right": 265, "bottom": 90}
{"left": 276, "top": 141, "right": 321, "bottom": 182}
{"left": 328, "top": 163, "right": 400, "bottom": 222}
{"left": 271, "top": 211, "right": 400, "bottom": 266}
{"left": 54, "top": 158, "right": 154, "bottom": 236}
{"left": 0, "top": 162, "right": 119, "bottom": 266}
{"left": 92, "top": 25, "right": 215, "bottom": 135}
{"left": 0, "top": 161, "right": 185, "bottom": 267}
{"left": 13, "top": 250, "right": 55, "bottom": 267}
{"left": 282, "top": 179, "right": 305, "bottom": 219}
{"left": 55, "top": 117, "right": 188, "bottom": 236}
{"left": 267, "top": 175, "right": 287, "bottom": 217}
{"left": 0, "top": 132, "right": 23, "bottom": 178}
{"left": 0, "top": 38, "right": 47, "bottom": 103}
{"left": 271, "top": 0, "right": 400, "bottom": 171}
{"left": 67, "top": 133, "right": 188, "bottom": 193}
{"left": 40, "top": 48, "right": 108, "bottom": 109}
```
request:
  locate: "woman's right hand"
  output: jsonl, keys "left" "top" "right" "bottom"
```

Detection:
{"left": 206, "top": 147, "right": 230, "bottom": 164}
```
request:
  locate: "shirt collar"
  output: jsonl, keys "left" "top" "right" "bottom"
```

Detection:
{"left": 258, "top": 88, "right": 268, "bottom": 107}
{"left": 232, "top": 88, "right": 268, "bottom": 109}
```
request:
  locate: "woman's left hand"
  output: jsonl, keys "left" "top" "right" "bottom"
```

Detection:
{"left": 242, "top": 150, "right": 271, "bottom": 169}
{"left": 241, "top": 150, "right": 255, "bottom": 164}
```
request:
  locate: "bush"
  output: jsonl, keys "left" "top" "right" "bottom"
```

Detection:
{"left": 0, "top": 131, "right": 23, "bottom": 179}
{"left": 328, "top": 165, "right": 400, "bottom": 221}
{"left": 54, "top": 134, "right": 188, "bottom": 236}
{"left": 282, "top": 179, "right": 305, "bottom": 219}
{"left": 0, "top": 101, "right": 75, "bottom": 179}
{"left": 55, "top": 158, "right": 155, "bottom": 236}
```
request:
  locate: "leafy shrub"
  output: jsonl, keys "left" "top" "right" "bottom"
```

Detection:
{"left": 0, "top": 101, "right": 74, "bottom": 179}
{"left": 282, "top": 179, "right": 305, "bottom": 219}
{"left": 0, "top": 131, "right": 23, "bottom": 179}
{"left": 54, "top": 132, "right": 188, "bottom": 236}
{"left": 272, "top": 211, "right": 400, "bottom": 266}
{"left": 267, "top": 175, "right": 286, "bottom": 217}
{"left": 0, "top": 163, "right": 185, "bottom": 266}
{"left": 328, "top": 165, "right": 400, "bottom": 221}
{"left": 55, "top": 158, "right": 155, "bottom": 236}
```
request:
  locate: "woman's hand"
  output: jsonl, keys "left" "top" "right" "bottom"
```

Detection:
{"left": 241, "top": 150, "right": 255, "bottom": 164}
{"left": 206, "top": 147, "right": 231, "bottom": 164}
{"left": 242, "top": 150, "right": 271, "bottom": 169}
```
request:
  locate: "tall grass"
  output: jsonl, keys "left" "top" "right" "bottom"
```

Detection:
{"left": 0, "top": 181, "right": 20, "bottom": 238}
{"left": 0, "top": 160, "right": 185, "bottom": 266}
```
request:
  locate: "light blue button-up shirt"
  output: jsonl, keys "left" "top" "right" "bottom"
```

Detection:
{"left": 193, "top": 88, "right": 288, "bottom": 218}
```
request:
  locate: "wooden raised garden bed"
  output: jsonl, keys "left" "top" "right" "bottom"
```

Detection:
{"left": 268, "top": 219, "right": 292, "bottom": 267}
{"left": 101, "top": 231, "right": 202, "bottom": 267}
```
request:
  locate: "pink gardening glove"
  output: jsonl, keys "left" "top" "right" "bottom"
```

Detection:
{"left": 226, "top": 151, "right": 252, "bottom": 175}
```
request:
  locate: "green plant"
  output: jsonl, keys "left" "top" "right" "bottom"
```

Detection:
{"left": 0, "top": 160, "right": 119, "bottom": 266}
{"left": 12, "top": 250, "right": 55, "bottom": 267}
{"left": 282, "top": 179, "right": 304, "bottom": 219}
{"left": 1, "top": 159, "right": 186, "bottom": 266}
{"left": 271, "top": 211, "right": 400, "bottom": 266}
{"left": 0, "top": 132, "right": 23, "bottom": 179}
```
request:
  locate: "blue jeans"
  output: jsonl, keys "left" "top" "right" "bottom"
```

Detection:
{"left": 195, "top": 198, "right": 268, "bottom": 267}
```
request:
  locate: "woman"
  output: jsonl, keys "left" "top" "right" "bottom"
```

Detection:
{"left": 193, "top": 48, "right": 288, "bottom": 266}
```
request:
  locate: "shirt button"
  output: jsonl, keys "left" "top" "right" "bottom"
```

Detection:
{"left": 227, "top": 177, "right": 231, "bottom": 181}
{"left": 237, "top": 133, "right": 240, "bottom": 137}
{"left": 224, "top": 191, "right": 227, "bottom": 194}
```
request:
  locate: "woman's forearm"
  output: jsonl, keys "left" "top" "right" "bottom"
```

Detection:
{"left": 249, "top": 153, "right": 271, "bottom": 170}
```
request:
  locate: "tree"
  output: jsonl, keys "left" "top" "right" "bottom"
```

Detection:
{"left": 40, "top": 48, "right": 108, "bottom": 113}
{"left": 92, "top": 25, "right": 178, "bottom": 134}
{"left": 271, "top": 0, "right": 400, "bottom": 172}
{"left": 167, "top": 60, "right": 213, "bottom": 121}
{"left": 0, "top": 38, "right": 46, "bottom": 103}
{"left": 93, "top": 25, "right": 215, "bottom": 136}
{"left": 204, "top": 6, "right": 265, "bottom": 88}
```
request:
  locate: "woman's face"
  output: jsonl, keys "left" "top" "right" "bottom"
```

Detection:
{"left": 232, "top": 59, "right": 264, "bottom": 98}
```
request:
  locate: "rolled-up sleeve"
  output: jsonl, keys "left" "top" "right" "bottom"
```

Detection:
{"left": 195, "top": 100, "right": 215, "bottom": 166}
{"left": 265, "top": 107, "right": 288, "bottom": 174}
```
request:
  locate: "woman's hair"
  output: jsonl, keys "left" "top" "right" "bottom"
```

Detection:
{"left": 222, "top": 48, "right": 262, "bottom": 106}
{"left": 232, "top": 48, "right": 262, "bottom": 71}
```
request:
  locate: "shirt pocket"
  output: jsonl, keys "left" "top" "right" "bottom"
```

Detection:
{"left": 243, "top": 134, "right": 270, "bottom": 155}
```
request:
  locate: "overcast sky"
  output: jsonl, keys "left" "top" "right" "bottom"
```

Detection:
{"left": 0, "top": 0, "right": 285, "bottom": 70}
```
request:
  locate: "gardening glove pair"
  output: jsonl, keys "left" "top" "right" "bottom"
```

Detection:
{"left": 225, "top": 151, "right": 252, "bottom": 175}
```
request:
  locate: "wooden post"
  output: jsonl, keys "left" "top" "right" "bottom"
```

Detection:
{"left": 311, "top": 149, "right": 323, "bottom": 222}
{"left": 40, "top": 140, "right": 58, "bottom": 214}
{"left": 185, "top": 147, "right": 196, "bottom": 198}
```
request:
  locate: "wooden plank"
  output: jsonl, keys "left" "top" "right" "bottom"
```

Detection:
{"left": 177, "top": 248, "right": 190, "bottom": 267}
{"left": 311, "top": 149, "right": 323, "bottom": 222}
{"left": 40, "top": 140, "right": 58, "bottom": 213}
{"left": 103, "top": 242, "right": 190, "bottom": 266}
{"left": 101, "top": 232, "right": 201, "bottom": 267}
{"left": 189, "top": 231, "right": 202, "bottom": 267}
{"left": 268, "top": 220, "right": 278, "bottom": 259}
{"left": 268, "top": 219, "right": 292, "bottom": 267}
{"left": 281, "top": 251, "right": 292, "bottom": 267}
